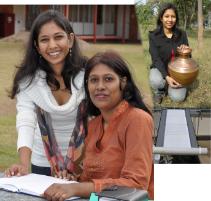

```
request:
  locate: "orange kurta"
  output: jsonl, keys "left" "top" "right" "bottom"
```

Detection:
{"left": 80, "top": 101, "right": 154, "bottom": 199}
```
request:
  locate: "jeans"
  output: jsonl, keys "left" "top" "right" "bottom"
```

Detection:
{"left": 149, "top": 68, "right": 187, "bottom": 102}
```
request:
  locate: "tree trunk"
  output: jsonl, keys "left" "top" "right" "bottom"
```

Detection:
{"left": 197, "top": 0, "right": 203, "bottom": 49}
{"left": 184, "top": 15, "right": 187, "bottom": 30}
{"left": 183, "top": 2, "right": 187, "bottom": 30}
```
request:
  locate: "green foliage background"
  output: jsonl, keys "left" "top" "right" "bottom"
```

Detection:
{"left": 136, "top": 0, "right": 211, "bottom": 30}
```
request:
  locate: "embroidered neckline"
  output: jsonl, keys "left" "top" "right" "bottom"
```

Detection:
{"left": 109, "top": 100, "right": 129, "bottom": 121}
{"left": 94, "top": 100, "right": 129, "bottom": 151}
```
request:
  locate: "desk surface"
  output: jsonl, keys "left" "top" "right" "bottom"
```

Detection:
{"left": 0, "top": 173, "right": 88, "bottom": 201}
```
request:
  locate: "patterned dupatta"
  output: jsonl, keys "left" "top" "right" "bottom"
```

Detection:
{"left": 36, "top": 100, "right": 86, "bottom": 178}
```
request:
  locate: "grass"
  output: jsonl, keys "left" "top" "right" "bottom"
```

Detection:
{"left": 141, "top": 27, "right": 211, "bottom": 108}
{"left": 0, "top": 40, "right": 151, "bottom": 171}
{"left": 0, "top": 116, "right": 17, "bottom": 170}
{"left": 0, "top": 41, "right": 24, "bottom": 171}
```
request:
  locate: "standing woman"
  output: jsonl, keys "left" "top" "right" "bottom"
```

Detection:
{"left": 5, "top": 10, "right": 87, "bottom": 179}
{"left": 43, "top": 51, "right": 154, "bottom": 200}
{"left": 149, "top": 3, "right": 191, "bottom": 103}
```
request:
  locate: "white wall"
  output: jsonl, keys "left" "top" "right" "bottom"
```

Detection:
{"left": 13, "top": 5, "right": 25, "bottom": 34}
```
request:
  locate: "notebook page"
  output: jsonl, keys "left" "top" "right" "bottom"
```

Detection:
{"left": 0, "top": 174, "right": 78, "bottom": 200}
{"left": 0, "top": 183, "right": 18, "bottom": 192}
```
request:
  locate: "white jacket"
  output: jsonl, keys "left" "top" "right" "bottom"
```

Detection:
{"left": 16, "top": 70, "right": 84, "bottom": 167}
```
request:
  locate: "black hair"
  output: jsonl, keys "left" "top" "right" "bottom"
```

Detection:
{"left": 151, "top": 3, "right": 182, "bottom": 39}
{"left": 157, "top": 2, "right": 179, "bottom": 28}
{"left": 84, "top": 51, "right": 151, "bottom": 116}
{"left": 10, "top": 9, "right": 86, "bottom": 98}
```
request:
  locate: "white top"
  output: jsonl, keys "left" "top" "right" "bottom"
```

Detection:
{"left": 16, "top": 70, "right": 85, "bottom": 167}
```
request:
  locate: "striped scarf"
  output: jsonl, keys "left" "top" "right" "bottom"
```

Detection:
{"left": 36, "top": 100, "right": 86, "bottom": 178}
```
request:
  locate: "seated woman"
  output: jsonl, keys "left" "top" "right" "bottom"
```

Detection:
{"left": 43, "top": 51, "right": 154, "bottom": 200}
{"left": 149, "top": 3, "right": 191, "bottom": 103}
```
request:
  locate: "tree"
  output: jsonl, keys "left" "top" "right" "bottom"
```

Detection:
{"left": 136, "top": 3, "right": 155, "bottom": 31}
{"left": 136, "top": 0, "right": 210, "bottom": 32}
{"left": 197, "top": 0, "right": 203, "bottom": 49}
{"left": 173, "top": 0, "right": 197, "bottom": 30}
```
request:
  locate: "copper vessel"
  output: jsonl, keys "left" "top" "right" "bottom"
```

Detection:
{"left": 168, "top": 48, "right": 198, "bottom": 86}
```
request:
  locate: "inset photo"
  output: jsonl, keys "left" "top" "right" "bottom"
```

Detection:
{"left": 136, "top": 1, "right": 211, "bottom": 108}
{"left": 136, "top": 1, "right": 211, "bottom": 164}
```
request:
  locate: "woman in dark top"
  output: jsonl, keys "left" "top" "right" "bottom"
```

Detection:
{"left": 149, "top": 3, "right": 191, "bottom": 103}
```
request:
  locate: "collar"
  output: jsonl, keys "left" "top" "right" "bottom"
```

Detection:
{"left": 110, "top": 100, "right": 129, "bottom": 121}
{"left": 99, "top": 100, "right": 129, "bottom": 123}
{"left": 160, "top": 26, "right": 180, "bottom": 40}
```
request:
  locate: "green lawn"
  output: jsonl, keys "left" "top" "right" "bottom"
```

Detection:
{"left": 0, "top": 41, "right": 151, "bottom": 171}
{"left": 0, "top": 41, "right": 24, "bottom": 171}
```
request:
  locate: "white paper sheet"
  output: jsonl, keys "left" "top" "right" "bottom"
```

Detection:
{"left": 0, "top": 173, "right": 78, "bottom": 200}
{"left": 164, "top": 110, "right": 191, "bottom": 148}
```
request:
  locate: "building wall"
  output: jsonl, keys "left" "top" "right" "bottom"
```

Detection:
{"left": 116, "top": 5, "right": 130, "bottom": 39}
{"left": 69, "top": 5, "right": 94, "bottom": 35}
{"left": 96, "top": 5, "right": 115, "bottom": 36}
{"left": 129, "top": 5, "right": 140, "bottom": 41}
{"left": 0, "top": 5, "right": 139, "bottom": 41}
{"left": 71, "top": 22, "right": 93, "bottom": 35}
{"left": 0, "top": 5, "right": 13, "bottom": 13}
{"left": 70, "top": 5, "right": 116, "bottom": 36}
{"left": 0, "top": 5, "right": 14, "bottom": 37}
{"left": 69, "top": 5, "right": 134, "bottom": 40}
{"left": 13, "top": 5, "right": 25, "bottom": 33}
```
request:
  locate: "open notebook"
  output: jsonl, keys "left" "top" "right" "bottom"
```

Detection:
{"left": 0, "top": 173, "right": 78, "bottom": 200}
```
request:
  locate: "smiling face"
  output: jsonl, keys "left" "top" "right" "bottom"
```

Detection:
{"left": 36, "top": 21, "right": 74, "bottom": 74}
{"left": 161, "top": 8, "right": 177, "bottom": 30}
{"left": 88, "top": 63, "right": 125, "bottom": 113}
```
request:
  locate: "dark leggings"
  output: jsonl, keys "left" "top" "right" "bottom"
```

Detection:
{"left": 31, "top": 164, "right": 51, "bottom": 176}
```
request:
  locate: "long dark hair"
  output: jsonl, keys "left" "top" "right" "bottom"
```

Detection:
{"left": 10, "top": 9, "right": 86, "bottom": 98}
{"left": 153, "top": 3, "right": 182, "bottom": 39}
{"left": 84, "top": 51, "right": 151, "bottom": 116}
{"left": 157, "top": 3, "right": 179, "bottom": 28}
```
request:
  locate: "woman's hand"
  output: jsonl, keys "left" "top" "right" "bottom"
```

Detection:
{"left": 44, "top": 183, "right": 76, "bottom": 201}
{"left": 166, "top": 76, "right": 182, "bottom": 88}
{"left": 54, "top": 170, "right": 77, "bottom": 181}
{"left": 177, "top": 44, "right": 191, "bottom": 52}
{"left": 43, "top": 182, "right": 94, "bottom": 201}
{"left": 5, "top": 147, "right": 31, "bottom": 177}
{"left": 4, "top": 163, "right": 29, "bottom": 177}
